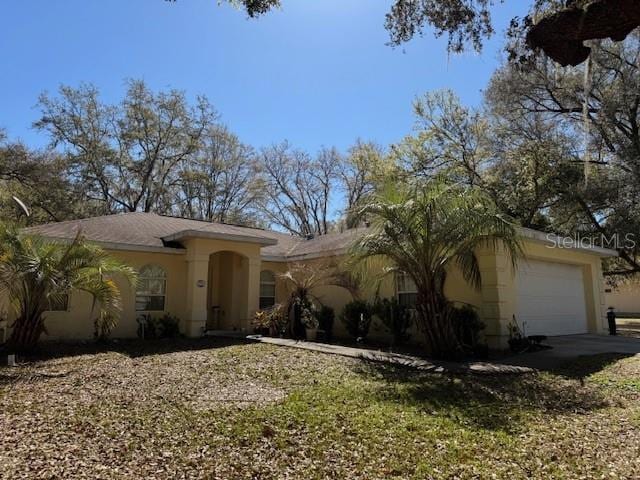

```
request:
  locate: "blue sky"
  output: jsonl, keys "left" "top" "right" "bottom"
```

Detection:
{"left": 0, "top": 0, "right": 527, "bottom": 153}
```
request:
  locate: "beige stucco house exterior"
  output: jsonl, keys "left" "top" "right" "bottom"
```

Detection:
{"left": 16, "top": 212, "right": 616, "bottom": 347}
{"left": 605, "top": 281, "right": 640, "bottom": 317}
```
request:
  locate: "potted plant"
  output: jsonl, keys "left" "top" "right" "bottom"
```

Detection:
{"left": 252, "top": 310, "right": 271, "bottom": 336}
{"left": 507, "top": 315, "right": 530, "bottom": 353}
{"left": 279, "top": 263, "right": 330, "bottom": 340}
{"left": 263, "top": 303, "right": 286, "bottom": 337}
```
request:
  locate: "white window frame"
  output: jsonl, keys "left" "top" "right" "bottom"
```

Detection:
{"left": 47, "top": 293, "right": 70, "bottom": 312}
{"left": 259, "top": 270, "right": 276, "bottom": 310}
{"left": 136, "top": 264, "right": 167, "bottom": 312}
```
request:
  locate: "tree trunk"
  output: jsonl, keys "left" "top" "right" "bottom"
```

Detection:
{"left": 5, "top": 316, "right": 45, "bottom": 354}
{"left": 288, "top": 301, "right": 305, "bottom": 340}
{"left": 415, "top": 292, "right": 462, "bottom": 360}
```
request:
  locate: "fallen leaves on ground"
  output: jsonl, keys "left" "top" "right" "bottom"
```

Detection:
{"left": 0, "top": 338, "right": 639, "bottom": 479}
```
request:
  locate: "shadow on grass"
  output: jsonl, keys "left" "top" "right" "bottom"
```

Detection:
{"left": 349, "top": 358, "right": 615, "bottom": 433}
{"left": 550, "top": 352, "right": 635, "bottom": 380}
{"left": 2, "top": 336, "right": 250, "bottom": 364}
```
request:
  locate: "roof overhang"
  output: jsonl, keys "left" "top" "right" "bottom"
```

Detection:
{"left": 163, "top": 229, "right": 278, "bottom": 247}
{"left": 263, "top": 228, "right": 619, "bottom": 262}
{"left": 32, "top": 235, "right": 187, "bottom": 255}
{"left": 520, "top": 228, "right": 618, "bottom": 258}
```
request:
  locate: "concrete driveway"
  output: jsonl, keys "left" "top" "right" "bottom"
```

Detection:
{"left": 503, "top": 334, "right": 640, "bottom": 370}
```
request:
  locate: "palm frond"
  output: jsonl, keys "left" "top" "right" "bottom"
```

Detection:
{"left": 0, "top": 221, "right": 137, "bottom": 348}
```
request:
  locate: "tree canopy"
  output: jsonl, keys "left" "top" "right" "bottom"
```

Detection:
{"left": 193, "top": 0, "right": 640, "bottom": 66}
{"left": 387, "top": 32, "right": 640, "bottom": 278}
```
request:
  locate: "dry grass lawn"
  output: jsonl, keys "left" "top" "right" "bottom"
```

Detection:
{"left": 618, "top": 318, "right": 640, "bottom": 339}
{"left": 1, "top": 338, "right": 639, "bottom": 479}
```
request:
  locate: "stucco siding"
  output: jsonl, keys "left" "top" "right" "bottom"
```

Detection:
{"left": 41, "top": 250, "right": 189, "bottom": 341}
{"left": 1, "top": 227, "right": 611, "bottom": 347}
{"left": 605, "top": 283, "right": 640, "bottom": 315}
{"left": 480, "top": 240, "right": 608, "bottom": 347}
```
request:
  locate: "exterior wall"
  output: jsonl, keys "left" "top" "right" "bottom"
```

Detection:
{"left": 605, "top": 283, "right": 640, "bottom": 316}
{"left": 260, "top": 261, "right": 289, "bottom": 307}
{"left": 42, "top": 250, "right": 188, "bottom": 341}
{"left": 13, "top": 237, "right": 263, "bottom": 342}
{"left": 268, "top": 256, "right": 482, "bottom": 344}
{"left": 182, "top": 238, "right": 262, "bottom": 336}
{"left": 481, "top": 240, "right": 608, "bottom": 347}
{"left": 4, "top": 232, "right": 608, "bottom": 346}
{"left": 258, "top": 241, "right": 607, "bottom": 348}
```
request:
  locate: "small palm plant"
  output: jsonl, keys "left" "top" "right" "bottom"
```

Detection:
{"left": 279, "top": 262, "right": 331, "bottom": 339}
{"left": 0, "top": 224, "right": 136, "bottom": 352}
{"left": 351, "top": 179, "right": 522, "bottom": 359}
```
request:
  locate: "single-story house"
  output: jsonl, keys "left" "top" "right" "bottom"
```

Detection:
{"left": 605, "top": 281, "right": 640, "bottom": 317}
{"left": 8, "top": 212, "right": 616, "bottom": 347}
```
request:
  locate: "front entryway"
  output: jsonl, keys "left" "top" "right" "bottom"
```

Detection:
{"left": 206, "top": 251, "right": 249, "bottom": 331}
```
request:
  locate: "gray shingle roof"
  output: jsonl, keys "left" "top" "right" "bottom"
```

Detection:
{"left": 281, "top": 228, "right": 365, "bottom": 260}
{"left": 25, "top": 213, "right": 282, "bottom": 251}
{"left": 25, "top": 213, "right": 616, "bottom": 260}
{"left": 23, "top": 212, "right": 361, "bottom": 259}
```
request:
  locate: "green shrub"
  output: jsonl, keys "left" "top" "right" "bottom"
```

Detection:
{"left": 341, "top": 300, "right": 372, "bottom": 341}
{"left": 373, "top": 297, "right": 413, "bottom": 346}
{"left": 157, "top": 313, "right": 181, "bottom": 338}
{"left": 315, "top": 305, "right": 335, "bottom": 341}
{"left": 136, "top": 313, "right": 181, "bottom": 339}
{"left": 252, "top": 304, "right": 288, "bottom": 337}
{"left": 450, "top": 304, "right": 484, "bottom": 349}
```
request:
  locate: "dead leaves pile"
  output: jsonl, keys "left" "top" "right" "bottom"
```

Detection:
{"left": 0, "top": 340, "right": 639, "bottom": 479}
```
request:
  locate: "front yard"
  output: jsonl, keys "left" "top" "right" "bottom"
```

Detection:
{"left": 619, "top": 318, "right": 640, "bottom": 339}
{"left": 1, "top": 339, "right": 639, "bottom": 479}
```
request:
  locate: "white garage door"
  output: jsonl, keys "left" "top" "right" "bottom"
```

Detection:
{"left": 516, "top": 260, "right": 588, "bottom": 336}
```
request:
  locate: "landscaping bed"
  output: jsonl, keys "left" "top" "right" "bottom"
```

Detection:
{"left": 1, "top": 338, "right": 639, "bottom": 479}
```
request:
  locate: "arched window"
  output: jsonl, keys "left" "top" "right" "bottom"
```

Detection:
{"left": 259, "top": 270, "right": 276, "bottom": 309}
{"left": 136, "top": 265, "right": 167, "bottom": 312}
{"left": 396, "top": 271, "right": 417, "bottom": 308}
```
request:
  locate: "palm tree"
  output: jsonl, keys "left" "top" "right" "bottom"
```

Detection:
{"left": 279, "top": 262, "right": 330, "bottom": 338}
{"left": 0, "top": 224, "right": 136, "bottom": 352}
{"left": 351, "top": 179, "right": 522, "bottom": 359}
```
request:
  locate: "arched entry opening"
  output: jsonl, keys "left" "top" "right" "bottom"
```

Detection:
{"left": 206, "top": 250, "right": 249, "bottom": 331}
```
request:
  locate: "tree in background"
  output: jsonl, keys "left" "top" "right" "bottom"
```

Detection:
{"left": 0, "top": 136, "right": 88, "bottom": 224}
{"left": 35, "top": 80, "right": 217, "bottom": 214}
{"left": 394, "top": 90, "right": 492, "bottom": 185}
{"left": 337, "top": 140, "right": 388, "bottom": 229}
{"left": 256, "top": 142, "right": 339, "bottom": 237}
{"left": 392, "top": 40, "right": 640, "bottom": 279}
{"left": 177, "top": 125, "right": 262, "bottom": 225}
{"left": 351, "top": 179, "right": 521, "bottom": 359}
{"left": 30, "top": 81, "right": 389, "bottom": 236}
{"left": 487, "top": 32, "right": 640, "bottom": 276}
{"left": 397, "top": 89, "right": 579, "bottom": 232}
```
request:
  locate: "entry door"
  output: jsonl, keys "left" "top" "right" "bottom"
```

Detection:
{"left": 516, "top": 260, "right": 588, "bottom": 336}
